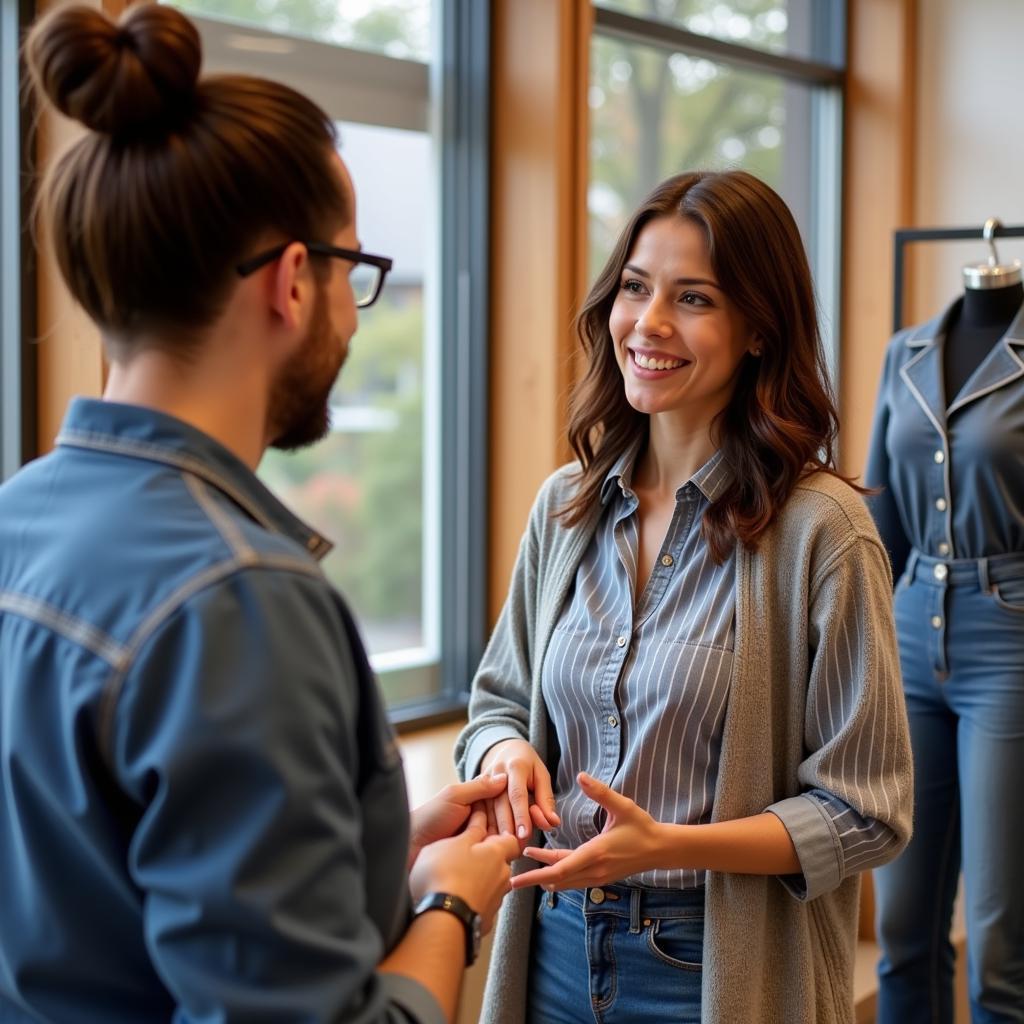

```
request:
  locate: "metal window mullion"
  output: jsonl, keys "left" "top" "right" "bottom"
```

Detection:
{"left": 439, "top": 0, "right": 489, "bottom": 701}
{"left": 592, "top": 5, "right": 844, "bottom": 85}
{"left": 1, "top": 0, "right": 37, "bottom": 480}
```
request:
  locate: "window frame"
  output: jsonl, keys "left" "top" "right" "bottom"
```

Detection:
{"left": 194, "top": 1, "right": 490, "bottom": 731}
{"left": 1, "top": 0, "right": 38, "bottom": 482}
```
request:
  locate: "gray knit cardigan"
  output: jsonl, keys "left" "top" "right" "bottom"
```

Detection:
{"left": 455, "top": 464, "right": 913, "bottom": 1024}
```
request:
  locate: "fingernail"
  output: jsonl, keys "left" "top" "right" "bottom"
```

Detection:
{"left": 492, "top": 772, "right": 507, "bottom": 781}
{"left": 517, "top": 825, "right": 527, "bottom": 838}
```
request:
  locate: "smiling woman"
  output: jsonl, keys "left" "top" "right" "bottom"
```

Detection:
{"left": 561, "top": 169, "right": 846, "bottom": 562}
{"left": 457, "top": 168, "right": 914, "bottom": 1024}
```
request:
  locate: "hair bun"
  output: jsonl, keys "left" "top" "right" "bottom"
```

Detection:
{"left": 27, "top": 3, "right": 201, "bottom": 138}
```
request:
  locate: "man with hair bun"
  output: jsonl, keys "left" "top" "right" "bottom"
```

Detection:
{"left": 0, "top": 4, "right": 517, "bottom": 1023}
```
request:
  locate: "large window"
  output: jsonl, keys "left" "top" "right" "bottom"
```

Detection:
{"left": 169, "top": 0, "right": 489, "bottom": 725}
{"left": 589, "top": 0, "right": 845, "bottom": 368}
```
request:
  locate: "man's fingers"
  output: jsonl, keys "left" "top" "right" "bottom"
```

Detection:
{"left": 463, "top": 805, "right": 488, "bottom": 838}
{"left": 461, "top": 773, "right": 509, "bottom": 801}
{"left": 480, "top": 831, "right": 521, "bottom": 861}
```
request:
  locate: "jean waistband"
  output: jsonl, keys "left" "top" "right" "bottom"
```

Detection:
{"left": 906, "top": 548, "right": 1024, "bottom": 588}
{"left": 559, "top": 883, "right": 705, "bottom": 920}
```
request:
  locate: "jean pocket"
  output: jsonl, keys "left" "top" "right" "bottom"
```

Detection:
{"left": 990, "top": 577, "right": 1024, "bottom": 614}
{"left": 645, "top": 915, "right": 704, "bottom": 971}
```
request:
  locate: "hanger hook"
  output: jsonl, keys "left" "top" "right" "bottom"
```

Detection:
{"left": 983, "top": 216, "right": 1002, "bottom": 266}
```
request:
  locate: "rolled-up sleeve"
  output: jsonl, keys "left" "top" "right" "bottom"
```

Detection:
{"left": 766, "top": 536, "right": 913, "bottom": 902}
{"left": 110, "top": 566, "right": 443, "bottom": 1024}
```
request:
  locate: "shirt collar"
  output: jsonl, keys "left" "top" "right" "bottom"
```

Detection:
{"left": 599, "top": 439, "right": 733, "bottom": 505}
{"left": 55, "top": 397, "right": 332, "bottom": 560}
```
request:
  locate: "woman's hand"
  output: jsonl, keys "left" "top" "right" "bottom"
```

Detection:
{"left": 407, "top": 774, "right": 510, "bottom": 870}
{"left": 479, "top": 738, "right": 560, "bottom": 846}
{"left": 510, "top": 772, "right": 668, "bottom": 890}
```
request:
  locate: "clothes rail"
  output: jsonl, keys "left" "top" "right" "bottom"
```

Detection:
{"left": 892, "top": 224, "right": 1024, "bottom": 332}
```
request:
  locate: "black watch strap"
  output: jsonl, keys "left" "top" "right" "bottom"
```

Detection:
{"left": 414, "top": 892, "right": 481, "bottom": 966}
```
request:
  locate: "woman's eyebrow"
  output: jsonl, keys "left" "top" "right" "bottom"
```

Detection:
{"left": 623, "top": 263, "right": 719, "bottom": 289}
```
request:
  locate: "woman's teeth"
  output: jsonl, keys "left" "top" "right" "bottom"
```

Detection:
{"left": 633, "top": 351, "right": 687, "bottom": 371}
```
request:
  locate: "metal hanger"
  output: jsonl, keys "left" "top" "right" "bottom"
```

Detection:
{"left": 962, "top": 217, "right": 1023, "bottom": 289}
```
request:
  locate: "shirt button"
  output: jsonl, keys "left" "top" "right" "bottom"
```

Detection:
{"left": 933, "top": 450, "right": 945, "bottom": 464}
{"left": 607, "top": 715, "right": 618, "bottom": 728}
{"left": 937, "top": 542, "right": 950, "bottom": 556}
{"left": 616, "top": 636, "right": 627, "bottom": 648}
{"left": 660, "top": 554, "right": 674, "bottom": 567}
{"left": 933, "top": 564, "right": 948, "bottom": 581}
{"left": 589, "top": 888, "right": 606, "bottom": 905}
{"left": 931, "top": 615, "right": 943, "bottom": 629}
{"left": 935, "top": 498, "right": 947, "bottom": 512}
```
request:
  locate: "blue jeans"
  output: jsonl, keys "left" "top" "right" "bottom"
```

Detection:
{"left": 875, "top": 551, "right": 1024, "bottom": 1024}
{"left": 527, "top": 883, "right": 704, "bottom": 1024}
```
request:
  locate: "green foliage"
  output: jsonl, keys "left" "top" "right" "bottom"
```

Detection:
{"left": 589, "top": 0, "right": 790, "bottom": 275}
{"left": 259, "top": 296, "right": 425, "bottom": 651}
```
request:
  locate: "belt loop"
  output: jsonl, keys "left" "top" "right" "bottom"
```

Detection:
{"left": 629, "top": 889, "right": 641, "bottom": 934}
{"left": 978, "top": 557, "right": 991, "bottom": 593}
{"left": 906, "top": 548, "right": 920, "bottom": 581}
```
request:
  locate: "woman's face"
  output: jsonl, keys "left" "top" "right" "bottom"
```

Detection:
{"left": 608, "top": 215, "right": 758, "bottom": 426}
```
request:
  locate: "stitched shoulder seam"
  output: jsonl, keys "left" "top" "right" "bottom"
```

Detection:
{"left": 98, "top": 553, "right": 323, "bottom": 764}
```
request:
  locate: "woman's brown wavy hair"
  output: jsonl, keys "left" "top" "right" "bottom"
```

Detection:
{"left": 559, "top": 170, "right": 856, "bottom": 562}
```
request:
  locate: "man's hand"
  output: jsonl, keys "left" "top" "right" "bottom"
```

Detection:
{"left": 407, "top": 774, "right": 509, "bottom": 870}
{"left": 510, "top": 772, "right": 667, "bottom": 890}
{"left": 408, "top": 807, "right": 521, "bottom": 929}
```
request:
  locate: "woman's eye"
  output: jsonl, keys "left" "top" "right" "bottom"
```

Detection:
{"left": 621, "top": 278, "right": 646, "bottom": 295}
{"left": 680, "top": 291, "right": 711, "bottom": 307}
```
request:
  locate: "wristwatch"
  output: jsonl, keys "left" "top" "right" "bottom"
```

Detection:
{"left": 414, "top": 892, "right": 482, "bottom": 966}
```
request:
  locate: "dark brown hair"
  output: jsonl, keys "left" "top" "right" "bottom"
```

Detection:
{"left": 561, "top": 170, "right": 855, "bottom": 561}
{"left": 25, "top": 3, "right": 348, "bottom": 347}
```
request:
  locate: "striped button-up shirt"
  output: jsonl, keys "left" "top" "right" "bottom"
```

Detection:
{"left": 542, "top": 444, "right": 895, "bottom": 889}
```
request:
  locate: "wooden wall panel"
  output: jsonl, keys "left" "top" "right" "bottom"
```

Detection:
{"left": 487, "top": 0, "right": 591, "bottom": 621}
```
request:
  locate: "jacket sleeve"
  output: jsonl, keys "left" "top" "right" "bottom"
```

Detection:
{"left": 109, "top": 567, "right": 442, "bottom": 1024}
{"left": 766, "top": 535, "right": 913, "bottom": 902}
{"left": 454, "top": 492, "right": 546, "bottom": 782}
{"left": 864, "top": 338, "right": 913, "bottom": 578}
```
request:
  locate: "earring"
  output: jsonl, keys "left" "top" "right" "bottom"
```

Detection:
{"left": 752, "top": 348, "right": 762, "bottom": 357}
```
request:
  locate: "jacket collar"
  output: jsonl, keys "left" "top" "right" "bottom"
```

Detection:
{"left": 55, "top": 398, "right": 332, "bottom": 560}
{"left": 901, "top": 296, "right": 1024, "bottom": 431}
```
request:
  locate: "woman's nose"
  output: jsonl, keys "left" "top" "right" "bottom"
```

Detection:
{"left": 634, "top": 302, "right": 671, "bottom": 338}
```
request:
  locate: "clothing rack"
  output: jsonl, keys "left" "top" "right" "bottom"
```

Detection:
{"left": 892, "top": 224, "right": 1024, "bottom": 332}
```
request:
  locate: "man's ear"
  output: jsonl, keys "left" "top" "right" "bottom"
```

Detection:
{"left": 268, "top": 242, "right": 313, "bottom": 333}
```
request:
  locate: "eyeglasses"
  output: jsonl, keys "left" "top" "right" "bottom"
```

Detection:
{"left": 236, "top": 242, "right": 394, "bottom": 309}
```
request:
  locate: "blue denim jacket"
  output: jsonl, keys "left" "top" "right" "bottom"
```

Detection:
{"left": 0, "top": 399, "right": 441, "bottom": 1023}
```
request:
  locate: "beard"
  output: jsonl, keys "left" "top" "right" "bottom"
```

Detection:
{"left": 267, "top": 281, "right": 346, "bottom": 452}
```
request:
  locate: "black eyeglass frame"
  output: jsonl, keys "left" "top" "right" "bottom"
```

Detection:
{"left": 235, "top": 242, "right": 394, "bottom": 308}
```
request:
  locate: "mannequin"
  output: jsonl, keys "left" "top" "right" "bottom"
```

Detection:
{"left": 944, "top": 280, "right": 1024, "bottom": 402}
{"left": 866, "top": 218, "right": 1024, "bottom": 1024}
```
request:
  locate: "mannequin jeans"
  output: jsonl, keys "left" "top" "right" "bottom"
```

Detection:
{"left": 875, "top": 550, "right": 1024, "bottom": 1024}
{"left": 527, "top": 883, "right": 704, "bottom": 1023}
